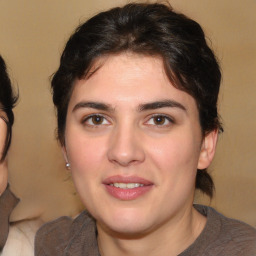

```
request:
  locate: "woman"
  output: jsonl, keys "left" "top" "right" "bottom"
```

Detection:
{"left": 0, "top": 55, "right": 38, "bottom": 256}
{"left": 35, "top": 3, "right": 256, "bottom": 256}
{"left": 0, "top": 54, "right": 20, "bottom": 254}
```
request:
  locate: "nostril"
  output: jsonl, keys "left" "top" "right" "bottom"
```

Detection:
{"left": 109, "top": 155, "right": 145, "bottom": 167}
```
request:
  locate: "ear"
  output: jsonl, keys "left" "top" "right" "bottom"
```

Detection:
{"left": 197, "top": 129, "right": 218, "bottom": 170}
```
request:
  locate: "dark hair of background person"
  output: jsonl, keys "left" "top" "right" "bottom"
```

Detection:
{"left": 0, "top": 55, "right": 18, "bottom": 162}
{"left": 51, "top": 3, "right": 223, "bottom": 197}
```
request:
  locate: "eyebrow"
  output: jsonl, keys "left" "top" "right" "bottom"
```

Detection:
{"left": 138, "top": 100, "right": 187, "bottom": 112}
{"left": 72, "top": 102, "right": 114, "bottom": 112}
{"left": 72, "top": 99, "right": 187, "bottom": 113}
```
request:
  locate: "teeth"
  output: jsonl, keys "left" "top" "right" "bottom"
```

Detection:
{"left": 111, "top": 183, "right": 144, "bottom": 189}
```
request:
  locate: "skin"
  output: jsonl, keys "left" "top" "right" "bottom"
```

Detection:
{"left": 63, "top": 53, "right": 218, "bottom": 256}
{"left": 0, "top": 111, "right": 8, "bottom": 195}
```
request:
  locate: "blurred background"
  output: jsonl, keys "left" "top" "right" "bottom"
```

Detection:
{"left": 0, "top": 0, "right": 255, "bottom": 226}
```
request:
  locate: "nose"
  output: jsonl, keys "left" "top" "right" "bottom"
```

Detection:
{"left": 107, "top": 124, "right": 145, "bottom": 167}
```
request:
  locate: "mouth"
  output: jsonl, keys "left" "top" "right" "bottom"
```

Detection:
{"left": 109, "top": 183, "right": 145, "bottom": 189}
{"left": 103, "top": 176, "right": 153, "bottom": 200}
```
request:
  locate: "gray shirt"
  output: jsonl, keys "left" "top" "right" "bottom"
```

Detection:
{"left": 0, "top": 185, "right": 19, "bottom": 251}
{"left": 35, "top": 205, "right": 256, "bottom": 256}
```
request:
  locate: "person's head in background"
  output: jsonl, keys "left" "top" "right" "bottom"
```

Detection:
{"left": 0, "top": 55, "right": 17, "bottom": 194}
{"left": 51, "top": 2, "right": 222, "bottom": 254}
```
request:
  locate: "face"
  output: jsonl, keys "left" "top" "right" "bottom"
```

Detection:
{"left": 0, "top": 110, "right": 8, "bottom": 193}
{"left": 64, "top": 53, "right": 217, "bottom": 236}
{"left": 0, "top": 110, "right": 8, "bottom": 159}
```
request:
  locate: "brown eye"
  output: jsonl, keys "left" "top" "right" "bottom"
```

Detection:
{"left": 83, "top": 114, "right": 110, "bottom": 126}
{"left": 146, "top": 115, "right": 173, "bottom": 127}
{"left": 153, "top": 116, "right": 166, "bottom": 125}
{"left": 91, "top": 115, "right": 104, "bottom": 125}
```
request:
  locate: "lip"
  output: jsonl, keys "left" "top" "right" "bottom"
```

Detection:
{"left": 103, "top": 175, "right": 154, "bottom": 201}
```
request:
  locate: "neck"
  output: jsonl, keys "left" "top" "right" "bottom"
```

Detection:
{"left": 97, "top": 206, "right": 206, "bottom": 256}
{"left": 0, "top": 160, "right": 8, "bottom": 195}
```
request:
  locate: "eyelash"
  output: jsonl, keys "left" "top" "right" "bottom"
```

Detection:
{"left": 145, "top": 114, "right": 174, "bottom": 127}
{"left": 81, "top": 114, "right": 174, "bottom": 128}
{"left": 82, "top": 114, "right": 110, "bottom": 127}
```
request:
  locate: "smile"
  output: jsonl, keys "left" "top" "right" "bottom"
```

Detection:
{"left": 110, "top": 183, "right": 145, "bottom": 189}
{"left": 103, "top": 176, "right": 153, "bottom": 200}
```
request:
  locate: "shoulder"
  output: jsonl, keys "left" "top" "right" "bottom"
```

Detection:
{"left": 35, "top": 215, "right": 73, "bottom": 256}
{"left": 35, "top": 211, "right": 95, "bottom": 256}
{"left": 1, "top": 219, "right": 41, "bottom": 256}
{"left": 195, "top": 205, "right": 256, "bottom": 255}
{"left": 207, "top": 205, "right": 256, "bottom": 239}
{"left": 216, "top": 208, "right": 256, "bottom": 254}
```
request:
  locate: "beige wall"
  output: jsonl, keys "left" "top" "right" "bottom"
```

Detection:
{"left": 0, "top": 0, "right": 255, "bottom": 226}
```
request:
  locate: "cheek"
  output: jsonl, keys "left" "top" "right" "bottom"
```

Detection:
{"left": 148, "top": 133, "right": 201, "bottom": 179}
{"left": 66, "top": 133, "right": 108, "bottom": 178}
{"left": 0, "top": 121, "right": 7, "bottom": 154}
{"left": 66, "top": 134, "right": 108, "bottom": 209}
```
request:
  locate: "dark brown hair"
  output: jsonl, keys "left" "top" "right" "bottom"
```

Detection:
{"left": 51, "top": 3, "right": 223, "bottom": 197}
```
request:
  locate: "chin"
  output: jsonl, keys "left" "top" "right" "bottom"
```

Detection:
{"left": 96, "top": 209, "right": 155, "bottom": 238}
{"left": 102, "top": 221, "right": 152, "bottom": 239}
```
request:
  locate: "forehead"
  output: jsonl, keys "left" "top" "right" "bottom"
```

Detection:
{"left": 69, "top": 53, "right": 198, "bottom": 113}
